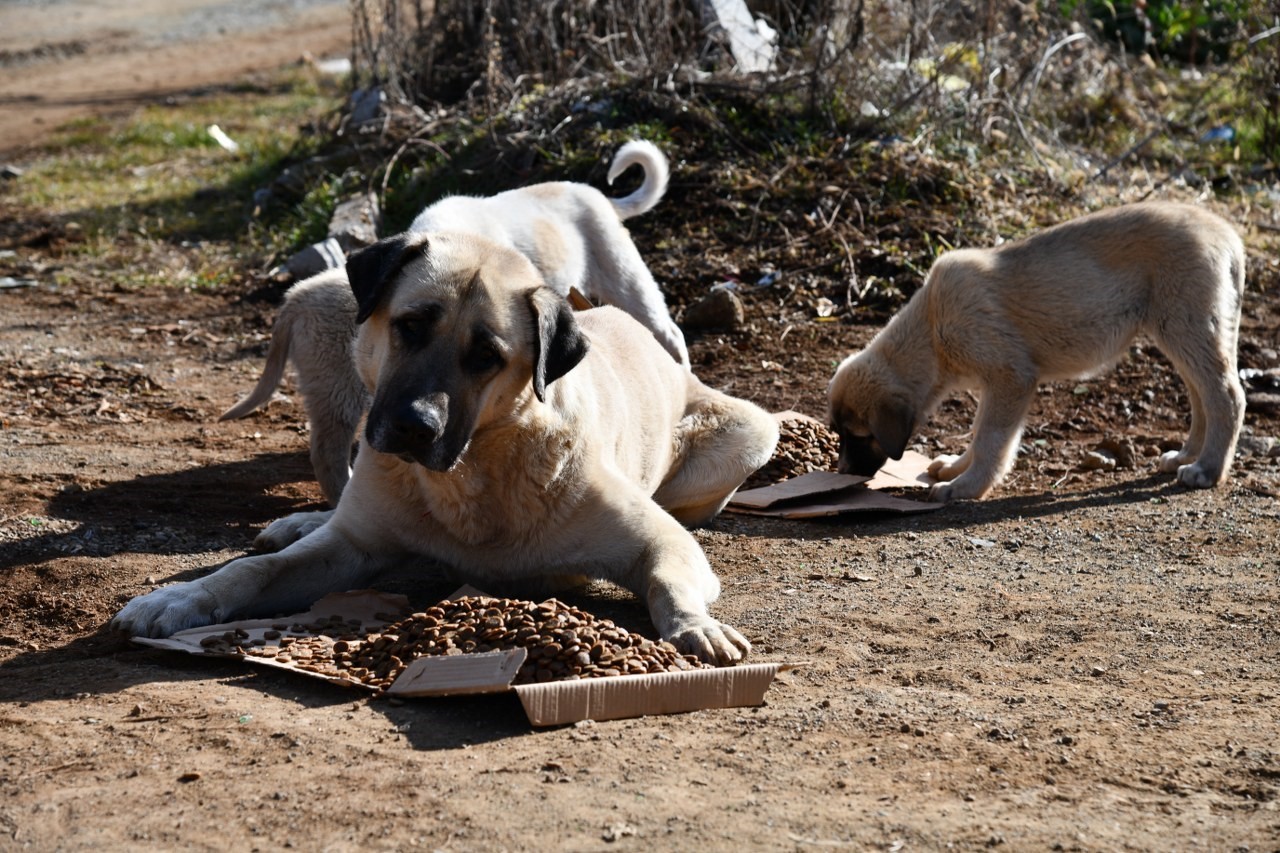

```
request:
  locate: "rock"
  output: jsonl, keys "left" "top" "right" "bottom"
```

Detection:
{"left": 1237, "top": 435, "right": 1276, "bottom": 457}
{"left": 1095, "top": 437, "right": 1136, "bottom": 468}
{"left": 1, "top": 164, "right": 23, "bottom": 179}
{"left": 1081, "top": 450, "right": 1116, "bottom": 471}
{"left": 683, "top": 285, "right": 744, "bottom": 331}
{"left": 328, "top": 193, "right": 381, "bottom": 252}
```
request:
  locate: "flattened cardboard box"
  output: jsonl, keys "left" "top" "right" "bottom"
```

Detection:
{"left": 725, "top": 411, "right": 943, "bottom": 518}
{"left": 133, "top": 589, "right": 789, "bottom": 727}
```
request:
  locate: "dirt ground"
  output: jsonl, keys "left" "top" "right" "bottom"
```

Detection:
{"left": 2, "top": 10, "right": 1280, "bottom": 851}
{"left": 1, "top": 206, "right": 1278, "bottom": 852}
{"left": 0, "top": 0, "right": 350, "bottom": 157}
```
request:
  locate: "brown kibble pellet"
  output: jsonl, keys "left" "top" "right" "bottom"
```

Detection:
{"left": 232, "top": 595, "right": 717, "bottom": 691}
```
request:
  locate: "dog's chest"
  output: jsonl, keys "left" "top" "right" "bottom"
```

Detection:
{"left": 411, "top": 431, "right": 583, "bottom": 550}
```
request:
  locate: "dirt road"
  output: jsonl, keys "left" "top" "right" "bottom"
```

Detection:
{"left": 0, "top": 0, "right": 350, "bottom": 156}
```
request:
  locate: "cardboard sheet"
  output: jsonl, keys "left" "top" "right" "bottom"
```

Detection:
{"left": 134, "top": 590, "right": 790, "bottom": 726}
{"left": 726, "top": 432, "right": 944, "bottom": 518}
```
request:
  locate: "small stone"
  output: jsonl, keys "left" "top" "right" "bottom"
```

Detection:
{"left": 328, "top": 193, "right": 381, "bottom": 252}
{"left": 1236, "top": 435, "right": 1276, "bottom": 457}
{"left": 1081, "top": 450, "right": 1116, "bottom": 471}
{"left": 682, "top": 285, "right": 744, "bottom": 331}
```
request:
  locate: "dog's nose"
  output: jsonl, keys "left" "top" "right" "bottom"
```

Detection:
{"left": 368, "top": 395, "right": 447, "bottom": 456}
{"left": 389, "top": 398, "right": 445, "bottom": 446}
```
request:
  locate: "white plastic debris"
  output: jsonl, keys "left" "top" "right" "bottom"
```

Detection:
{"left": 702, "top": 0, "right": 777, "bottom": 73}
{"left": 207, "top": 124, "right": 240, "bottom": 154}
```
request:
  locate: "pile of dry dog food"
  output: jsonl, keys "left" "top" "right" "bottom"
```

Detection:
{"left": 742, "top": 416, "right": 840, "bottom": 490}
{"left": 198, "top": 595, "right": 711, "bottom": 690}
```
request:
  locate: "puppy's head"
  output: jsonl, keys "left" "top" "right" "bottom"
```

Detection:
{"left": 346, "top": 232, "right": 588, "bottom": 472}
{"left": 827, "top": 350, "right": 917, "bottom": 477}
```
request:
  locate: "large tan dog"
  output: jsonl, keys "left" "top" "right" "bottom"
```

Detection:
{"left": 114, "top": 232, "right": 778, "bottom": 663}
{"left": 829, "top": 202, "right": 1246, "bottom": 502}
{"left": 220, "top": 140, "right": 687, "bottom": 505}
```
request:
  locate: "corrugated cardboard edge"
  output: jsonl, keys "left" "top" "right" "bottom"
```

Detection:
{"left": 387, "top": 648, "right": 528, "bottom": 696}
{"left": 513, "top": 662, "right": 790, "bottom": 727}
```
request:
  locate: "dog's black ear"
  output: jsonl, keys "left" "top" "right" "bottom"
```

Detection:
{"left": 346, "top": 234, "right": 426, "bottom": 324}
{"left": 869, "top": 397, "right": 915, "bottom": 461}
{"left": 528, "top": 288, "right": 589, "bottom": 402}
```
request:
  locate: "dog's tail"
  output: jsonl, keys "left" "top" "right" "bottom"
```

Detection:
{"left": 607, "top": 140, "right": 669, "bottom": 220}
{"left": 218, "top": 311, "right": 295, "bottom": 421}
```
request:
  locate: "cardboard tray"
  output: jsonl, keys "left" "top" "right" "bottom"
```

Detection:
{"left": 724, "top": 412, "right": 943, "bottom": 518}
{"left": 133, "top": 589, "right": 789, "bottom": 727}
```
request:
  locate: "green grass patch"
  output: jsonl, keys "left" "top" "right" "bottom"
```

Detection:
{"left": 8, "top": 66, "right": 348, "bottom": 287}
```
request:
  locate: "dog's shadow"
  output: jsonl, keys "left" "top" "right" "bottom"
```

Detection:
{"left": 714, "top": 472, "right": 1195, "bottom": 542}
{"left": 1, "top": 451, "right": 321, "bottom": 572}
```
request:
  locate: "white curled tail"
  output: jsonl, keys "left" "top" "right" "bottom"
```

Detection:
{"left": 607, "top": 140, "right": 669, "bottom": 220}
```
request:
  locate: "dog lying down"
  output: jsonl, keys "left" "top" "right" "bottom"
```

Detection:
{"left": 220, "top": 140, "right": 687, "bottom": 506}
{"left": 114, "top": 232, "right": 779, "bottom": 664}
{"left": 828, "top": 201, "right": 1246, "bottom": 502}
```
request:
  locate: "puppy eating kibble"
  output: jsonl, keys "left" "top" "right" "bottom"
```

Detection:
{"left": 828, "top": 202, "right": 1246, "bottom": 502}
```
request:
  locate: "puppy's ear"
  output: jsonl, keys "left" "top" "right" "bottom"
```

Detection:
{"left": 346, "top": 234, "right": 427, "bottom": 324}
{"left": 870, "top": 396, "right": 915, "bottom": 460}
{"left": 528, "top": 288, "right": 589, "bottom": 402}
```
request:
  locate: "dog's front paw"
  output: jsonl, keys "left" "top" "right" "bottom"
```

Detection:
{"left": 1175, "top": 462, "right": 1220, "bottom": 489}
{"left": 667, "top": 619, "right": 751, "bottom": 666}
{"left": 927, "top": 453, "right": 963, "bottom": 481}
{"left": 1158, "top": 449, "right": 1192, "bottom": 474}
{"left": 928, "top": 475, "right": 989, "bottom": 503}
{"left": 111, "top": 583, "right": 222, "bottom": 638}
{"left": 928, "top": 481, "right": 955, "bottom": 503}
{"left": 254, "top": 510, "right": 334, "bottom": 552}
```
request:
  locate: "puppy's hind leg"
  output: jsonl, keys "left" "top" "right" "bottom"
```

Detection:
{"left": 653, "top": 394, "right": 779, "bottom": 527}
{"left": 286, "top": 280, "right": 365, "bottom": 506}
{"left": 301, "top": 379, "right": 368, "bottom": 506}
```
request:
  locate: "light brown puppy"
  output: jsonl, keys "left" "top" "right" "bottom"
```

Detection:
{"left": 114, "top": 232, "right": 778, "bottom": 663}
{"left": 829, "top": 202, "right": 1246, "bottom": 502}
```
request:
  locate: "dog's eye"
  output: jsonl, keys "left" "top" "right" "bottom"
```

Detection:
{"left": 463, "top": 340, "right": 504, "bottom": 374}
{"left": 393, "top": 316, "right": 433, "bottom": 347}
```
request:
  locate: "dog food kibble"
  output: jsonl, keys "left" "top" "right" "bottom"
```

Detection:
{"left": 197, "top": 596, "right": 712, "bottom": 690}
{"left": 742, "top": 417, "right": 840, "bottom": 490}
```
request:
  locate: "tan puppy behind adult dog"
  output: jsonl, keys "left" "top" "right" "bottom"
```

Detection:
{"left": 220, "top": 140, "right": 686, "bottom": 505}
{"left": 829, "top": 202, "right": 1246, "bottom": 502}
{"left": 114, "top": 232, "right": 778, "bottom": 663}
